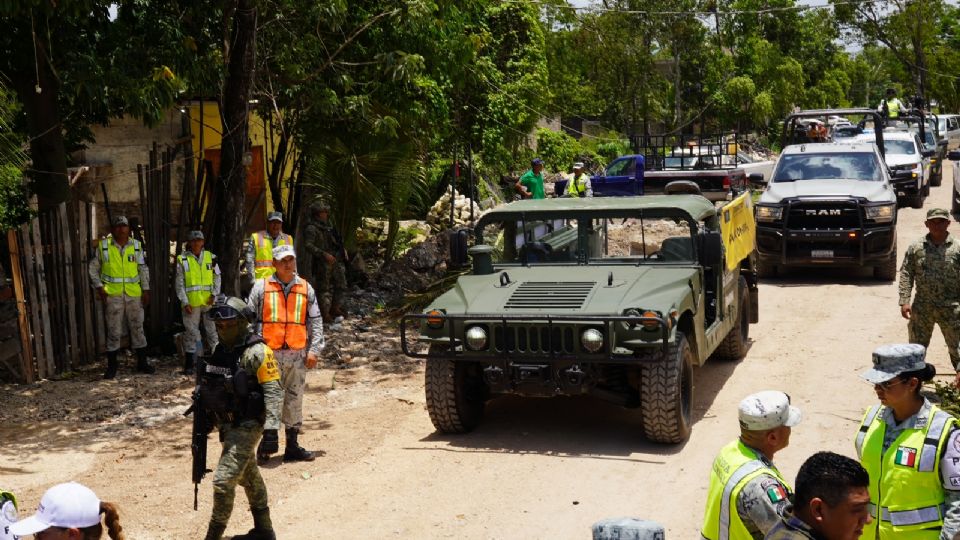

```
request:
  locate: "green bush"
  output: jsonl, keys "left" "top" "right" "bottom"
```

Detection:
{"left": 535, "top": 128, "right": 581, "bottom": 172}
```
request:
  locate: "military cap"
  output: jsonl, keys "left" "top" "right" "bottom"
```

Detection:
{"left": 592, "top": 518, "right": 665, "bottom": 540}
{"left": 926, "top": 208, "right": 950, "bottom": 221}
{"left": 267, "top": 211, "right": 284, "bottom": 222}
{"left": 861, "top": 343, "right": 929, "bottom": 384}
{"left": 112, "top": 215, "right": 129, "bottom": 227}
{"left": 272, "top": 244, "right": 296, "bottom": 260}
{"left": 310, "top": 200, "right": 330, "bottom": 213}
{"left": 739, "top": 390, "right": 801, "bottom": 431}
{"left": 187, "top": 230, "right": 204, "bottom": 241}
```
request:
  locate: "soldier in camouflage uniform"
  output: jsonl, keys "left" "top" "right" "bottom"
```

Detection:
{"left": 898, "top": 207, "right": 960, "bottom": 379}
{"left": 202, "top": 297, "right": 283, "bottom": 540}
{"left": 303, "top": 200, "right": 348, "bottom": 323}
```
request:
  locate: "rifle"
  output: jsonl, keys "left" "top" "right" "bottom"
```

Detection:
{"left": 183, "top": 356, "right": 211, "bottom": 510}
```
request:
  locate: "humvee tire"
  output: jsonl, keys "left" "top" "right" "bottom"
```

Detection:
{"left": 757, "top": 260, "right": 777, "bottom": 278}
{"left": 714, "top": 278, "right": 749, "bottom": 361}
{"left": 640, "top": 332, "right": 693, "bottom": 443}
{"left": 425, "top": 345, "right": 486, "bottom": 433}
{"left": 874, "top": 242, "right": 898, "bottom": 281}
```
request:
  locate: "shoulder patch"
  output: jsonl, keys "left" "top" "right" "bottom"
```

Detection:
{"left": 764, "top": 482, "right": 787, "bottom": 504}
{"left": 257, "top": 347, "right": 280, "bottom": 384}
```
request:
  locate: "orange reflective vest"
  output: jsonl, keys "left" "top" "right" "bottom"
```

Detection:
{"left": 261, "top": 278, "right": 308, "bottom": 350}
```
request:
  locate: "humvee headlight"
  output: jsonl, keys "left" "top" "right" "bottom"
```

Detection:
{"left": 756, "top": 205, "right": 783, "bottom": 222}
{"left": 425, "top": 309, "right": 446, "bottom": 329}
{"left": 581, "top": 328, "right": 604, "bottom": 353}
{"left": 465, "top": 326, "right": 488, "bottom": 351}
{"left": 641, "top": 310, "right": 661, "bottom": 329}
{"left": 865, "top": 204, "right": 895, "bottom": 223}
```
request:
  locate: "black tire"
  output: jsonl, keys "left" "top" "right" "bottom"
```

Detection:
{"left": 714, "top": 278, "right": 749, "bottom": 361}
{"left": 640, "top": 331, "right": 694, "bottom": 443}
{"left": 932, "top": 170, "right": 942, "bottom": 187}
{"left": 909, "top": 191, "right": 925, "bottom": 209}
{"left": 952, "top": 186, "right": 960, "bottom": 215}
{"left": 758, "top": 259, "right": 777, "bottom": 278}
{"left": 424, "top": 345, "right": 486, "bottom": 433}
{"left": 874, "top": 242, "right": 898, "bottom": 281}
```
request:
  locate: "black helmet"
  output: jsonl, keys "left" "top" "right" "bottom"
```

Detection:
{"left": 208, "top": 296, "right": 255, "bottom": 323}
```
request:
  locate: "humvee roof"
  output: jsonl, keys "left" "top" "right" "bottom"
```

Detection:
{"left": 480, "top": 195, "right": 717, "bottom": 222}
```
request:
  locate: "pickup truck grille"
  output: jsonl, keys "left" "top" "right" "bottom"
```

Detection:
{"left": 785, "top": 201, "right": 860, "bottom": 229}
{"left": 504, "top": 282, "right": 595, "bottom": 310}
{"left": 493, "top": 325, "right": 576, "bottom": 354}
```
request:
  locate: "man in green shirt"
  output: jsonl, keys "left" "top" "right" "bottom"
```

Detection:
{"left": 515, "top": 158, "right": 546, "bottom": 199}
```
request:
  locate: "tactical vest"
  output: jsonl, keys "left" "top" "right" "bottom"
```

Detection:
{"left": 261, "top": 278, "right": 308, "bottom": 350}
{"left": 199, "top": 338, "right": 267, "bottom": 426}
{"left": 855, "top": 404, "right": 956, "bottom": 539}
{"left": 251, "top": 231, "right": 293, "bottom": 280}
{"left": 98, "top": 238, "right": 144, "bottom": 297}
{"left": 701, "top": 440, "right": 792, "bottom": 540}
{"left": 0, "top": 490, "right": 17, "bottom": 540}
{"left": 178, "top": 250, "right": 215, "bottom": 307}
{"left": 566, "top": 174, "right": 588, "bottom": 197}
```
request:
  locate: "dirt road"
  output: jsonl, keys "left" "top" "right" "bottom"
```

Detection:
{"left": 2, "top": 163, "right": 958, "bottom": 539}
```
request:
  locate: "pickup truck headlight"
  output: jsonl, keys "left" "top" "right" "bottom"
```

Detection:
{"left": 865, "top": 204, "right": 896, "bottom": 223}
{"left": 756, "top": 205, "right": 783, "bottom": 222}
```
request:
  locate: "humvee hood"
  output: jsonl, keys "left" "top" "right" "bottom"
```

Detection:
{"left": 430, "top": 265, "right": 698, "bottom": 315}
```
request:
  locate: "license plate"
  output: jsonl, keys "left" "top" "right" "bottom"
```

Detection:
{"left": 811, "top": 249, "right": 834, "bottom": 258}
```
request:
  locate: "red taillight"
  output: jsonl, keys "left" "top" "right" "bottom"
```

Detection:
{"left": 722, "top": 176, "right": 731, "bottom": 189}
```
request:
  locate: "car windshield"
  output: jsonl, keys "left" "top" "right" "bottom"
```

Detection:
{"left": 477, "top": 214, "right": 699, "bottom": 265}
{"left": 772, "top": 153, "right": 881, "bottom": 182}
{"left": 882, "top": 140, "right": 917, "bottom": 155}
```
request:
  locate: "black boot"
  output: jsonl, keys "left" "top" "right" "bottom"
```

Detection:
{"left": 231, "top": 507, "right": 276, "bottom": 540}
{"left": 103, "top": 351, "right": 119, "bottom": 380}
{"left": 135, "top": 348, "right": 155, "bottom": 374}
{"left": 203, "top": 520, "right": 227, "bottom": 540}
{"left": 282, "top": 428, "right": 315, "bottom": 462}
{"left": 182, "top": 351, "right": 196, "bottom": 376}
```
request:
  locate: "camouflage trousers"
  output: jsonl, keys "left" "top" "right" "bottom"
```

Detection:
{"left": 182, "top": 305, "right": 218, "bottom": 354}
{"left": 316, "top": 260, "right": 347, "bottom": 311}
{"left": 908, "top": 304, "right": 960, "bottom": 369}
{"left": 275, "top": 348, "right": 307, "bottom": 430}
{"left": 105, "top": 294, "right": 147, "bottom": 351}
{"left": 210, "top": 422, "right": 267, "bottom": 528}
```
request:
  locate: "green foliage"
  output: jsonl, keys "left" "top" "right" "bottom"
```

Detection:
{"left": 0, "top": 163, "right": 31, "bottom": 229}
{"left": 933, "top": 381, "right": 960, "bottom": 418}
{"left": 535, "top": 128, "right": 581, "bottom": 172}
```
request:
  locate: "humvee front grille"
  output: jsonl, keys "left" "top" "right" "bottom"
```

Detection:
{"left": 503, "top": 281, "right": 595, "bottom": 310}
{"left": 493, "top": 325, "right": 576, "bottom": 354}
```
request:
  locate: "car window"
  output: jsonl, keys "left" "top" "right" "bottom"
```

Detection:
{"left": 882, "top": 140, "right": 917, "bottom": 155}
{"left": 950, "top": 118, "right": 959, "bottom": 131}
{"left": 597, "top": 217, "right": 695, "bottom": 262}
{"left": 606, "top": 158, "right": 636, "bottom": 176}
{"left": 772, "top": 153, "right": 881, "bottom": 182}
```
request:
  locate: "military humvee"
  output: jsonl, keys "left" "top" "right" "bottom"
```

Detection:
{"left": 401, "top": 194, "right": 759, "bottom": 443}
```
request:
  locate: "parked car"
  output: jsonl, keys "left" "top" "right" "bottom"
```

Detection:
{"left": 937, "top": 114, "right": 960, "bottom": 150}
{"left": 855, "top": 131, "right": 932, "bottom": 208}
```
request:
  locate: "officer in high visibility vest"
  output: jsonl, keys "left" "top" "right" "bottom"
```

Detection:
{"left": 175, "top": 230, "right": 221, "bottom": 375}
{"left": 0, "top": 489, "right": 17, "bottom": 540}
{"left": 565, "top": 162, "right": 593, "bottom": 198}
{"left": 855, "top": 344, "right": 960, "bottom": 539}
{"left": 247, "top": 244, "right": 324, "bottom": 464}
{"left": 701, "top": 391, "right": 801, "bottom": 540}
{"left": 878, "top": 88, "right": 906, "bottom": 119}
{"left": 87, "top": 215, "right": 154, "bottom": 379}
{"left": 244, "top": 211, "right": 294, "bottom": 283}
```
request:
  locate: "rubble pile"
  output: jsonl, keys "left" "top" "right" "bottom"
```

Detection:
{"left": 606, "top": 219, "right": 690, "bottom": 256}
{"left": 427, "top": 188, "right": 483, "bottom": 232}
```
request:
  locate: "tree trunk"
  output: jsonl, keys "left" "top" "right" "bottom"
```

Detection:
{"left": 211, "top": 0, "right": 257, "bottom": 296}
{"left": 14, "top": 35, "right": 69, "bottom": 210}
{"left": 266, "top": 129, "right": 288, "bottom": 213}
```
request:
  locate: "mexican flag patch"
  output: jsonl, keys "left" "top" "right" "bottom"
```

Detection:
{"left": 895, "top": 446, "right": 918, "bottom": 467}
{"left": 766, "top": 484, "right": 787, "bottom": 503}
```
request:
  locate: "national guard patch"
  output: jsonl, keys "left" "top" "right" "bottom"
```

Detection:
{"left": 895, "top": 446, "right": 918, "bottom": 467}
{"left": 766, "top": 483, "right": 787, "bottom": 504}
{"left": 257, "top": 348, "right": 281, "bottom": 384}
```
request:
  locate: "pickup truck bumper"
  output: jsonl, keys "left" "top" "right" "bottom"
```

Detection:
{"left": 890, "top": 173, "right": 922, "bottom": 196}
{"left": 756, "top": 224, "right": 896, "bottom": 267}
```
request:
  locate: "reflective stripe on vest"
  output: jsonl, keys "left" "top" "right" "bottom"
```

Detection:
{"left": 261, "top": 279, "right": 308, "bottom": 350}
{"left": 99, "top": 238, "right": 143, "bottom": 297}
{"left": 179, "top": 250, "right": 214, "bottom": 307}
{"left": 858, "top": 404, "right": 956, "bottom": 540}
{"left": 701, "top": 440, "right": 791, "bottom": 540}
{"left": 887, "top": 99, "right": 901, "bottom": 118}
{"left": 252, "top": 232, "right": 293, "bottom": 280}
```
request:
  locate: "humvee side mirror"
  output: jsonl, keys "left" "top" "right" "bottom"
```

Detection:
{"left": 922, "top": 149, "right": 936, "bottom": 158}
{"left": 468, "top": 244, "right": 495, "bottom": 275}
{"left": 949, "top": 150, "right": 960, "bottom": 161}
{"left": 748, "top": 173, "right": 765, "bottom": 187}
{"left": 448, "top": 229, "right": 470, "bottom": 268}
{"left": 699, "top": 232, "right": 724, "bottom": 267}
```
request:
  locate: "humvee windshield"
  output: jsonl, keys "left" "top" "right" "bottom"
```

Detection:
{"left": 478, "top": 213, "right": 698, "bottom": 265}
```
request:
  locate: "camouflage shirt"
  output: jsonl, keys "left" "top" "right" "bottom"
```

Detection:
{"left": 303, "top": 221, "right": 344, "bottom": 262}
{"left": 763, "top": 507, "right": 821, "bottom": 540}
{"left": 898, "top": 233, "right": 960, "bottom": 306}
{"left": 235, "top": 341, "right": 283, "bottom": 431}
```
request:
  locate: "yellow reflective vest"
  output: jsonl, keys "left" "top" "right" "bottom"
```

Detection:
{"left": 855, "top": 404, "right": 956, "bottom": 539}
{"left": 886, "top": 99, "right": 901, "bottom": 118}
{"left": 178, "top": 250, "right": 215, "bottom": 307}
{"left": 0, "top": 489, "right": 17, "bottom": 540}
{"left": 252, "top": 231, "right": 293, "bottom": 280}
{"left": 566, "top": 173, "right": 589, "bottom": 197}
{"left": 98, "top": 237, "right": 144, "bottom": 297}
{"left": 701, "top": 440, "right": 791, "bottom": 540}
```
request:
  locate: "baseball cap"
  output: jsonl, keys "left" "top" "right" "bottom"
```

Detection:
{"left": 112, "top": 216, "right": 129, "bottom": 227}
{"left": 738, "top": 390, "right": 802, "bottom": 431}
{"left": 272, "top": 244, "right": 296, "bottom": 260}
{"left": 187, "top": 230, "right": 204, "bottom": 241}
{"left": 267, "top": 211, "right": 283, "bottom": 222}
{"left": 861, "top": 343, "right": 930, "bottom": 384}
{"left": 531, "top": 158, "right": 544, "bottom": 167}
{"left": 573, "top": 162, "right": 585, "bottom": 169}
{"left": 9, "top": 482, "right": 101, "bottom": 535}
{"left": 926, "top": 208, "right": 950, "bottom": 221}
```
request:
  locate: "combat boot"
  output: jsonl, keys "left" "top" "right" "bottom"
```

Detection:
{"left": 282, "top": 427, "right": 316, "bottom": 462}
{"left": 135, "top": 348, "right": 156, "bottom": 374}
{"left": 231, "top": 506, "right": 276, "bottom": 540}
{"left": 203, "top": 520, "right": 227, "bottom": 540}
{"left": 182, "top": 351, "right": 196, "bottom": 376}
{"left": 103, "top": 351, "right": 119, "bottom": 380}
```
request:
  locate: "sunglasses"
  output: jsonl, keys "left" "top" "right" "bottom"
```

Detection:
{"left": 874, "top": 378, "right": 905, "bottom": 391}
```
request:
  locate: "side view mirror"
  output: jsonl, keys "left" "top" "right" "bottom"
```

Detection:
{"left": 699, "top": 232, "right": 724, "bottom": 268}
{"left": 922, "top": 149, "right": 936, "bottom": 158}
{"left": 448, "top": 229, "right": 470, "bottom": 268}
{"left": 748, "top": 173, "right": 765, "bottom": 186}
{"left": 949, "top": 150, "right": 960, "bottom": 161}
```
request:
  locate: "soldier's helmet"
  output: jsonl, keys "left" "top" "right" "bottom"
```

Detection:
{"left": 208, "top": 296, "right": 256, "bottom": 331}
{"left": 310, "top": 200, "right": 330, "bottom": 214}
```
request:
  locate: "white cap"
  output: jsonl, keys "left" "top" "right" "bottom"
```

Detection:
{"left": 573, "top": 162, "right": 585, "bottom": 169}
{"left": 738, "top": 391, "right": 802, "bottom": 431}
{"left": 10, "top": 482, "right": 101, "bottom": 535}
{"left": 272, "top": 244, "right": 296, "bottom": 260}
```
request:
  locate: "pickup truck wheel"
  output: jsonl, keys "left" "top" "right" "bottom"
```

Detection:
{"left": 714, "top": 278, "right": 749, "bottom": 361}
{"left": 874, "top": 242, "right": 898, "bottom": 282}
{"left": 953, "top": 185, "right": 960, "bottom": 215}
{"left": 425, "top": 345, "right": 486, "bottom": 433}
{"left": 932, "top": 170, "right": 942, "bottom": 187}
{"left": 640, "top": 331, "right": 693, "bottom": 443}
{"left": 909, "top": 191, "right": 925, "bottom": 209}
